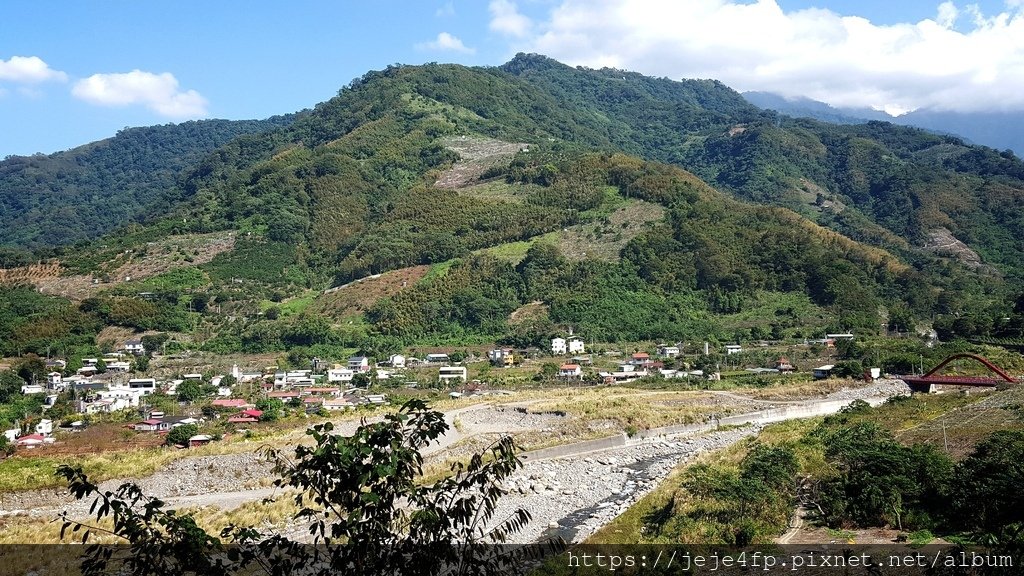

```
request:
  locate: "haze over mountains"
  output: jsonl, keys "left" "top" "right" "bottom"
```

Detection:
{"left": 2, "top": 54, "right": 1023, "bottom": 357}
{"left": 743, "top": 91, "right": 1024, "bottom": 156}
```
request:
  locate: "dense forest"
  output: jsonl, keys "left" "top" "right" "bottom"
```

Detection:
{"left": 0, "top": 116, "right": 296, "bottom": 248}
{"left": 2, "top": 55, "right": 1024, "bottom": 354}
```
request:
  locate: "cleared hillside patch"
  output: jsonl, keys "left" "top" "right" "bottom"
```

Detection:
{"left": 16, "top": 232, "right": 237, "bottom": 300}
{"left": 478, "top": 199, "right": 665, "bottom": 264}
{"left": 434, "top": 135, "right": 528, "bottom": 189}
{"left": 313, "top": 265, "right": 429, "bottom": 322}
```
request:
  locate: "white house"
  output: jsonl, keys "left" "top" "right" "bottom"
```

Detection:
{"left": 21, "top": 384, "right": 44, "bottom": 395}
{"left": 134, "top": 419, "right": 170, "bottom": 432}
{"left": 551, "top": 337, "right": 567, "bottom": 355}
{"left": 97, "top": 386, "right": 143, "bottom": 407}
{"left": 438, "top": 366, "right": 468, "bottom": 384}
{"left": 106, "top": 361, "right": 132, "bottom": 373}
{"left": 77, "top": 365, "right": 98, "bottom": 377}
{"left": 47, "top": 372, "right": 63, "bottom": 386}
{"left": 35, "top": 419, "right": 53, "bottom": 436}
{"left": 274, "top": 370, "right": 312, "bottom": 386}
{"left": 568, "top": 337, "right": 585, "bottom": 354}
{"left": 123, "top": 339, "right": 145, "bottom": 355}
{"left": 388, "top": 354, "right": 406, "bottom": 369}
{"left": 725, "top": 344, "right": 742, "bottom": 355}
{"left": 658, "top": 345, "right": 680, "bottom": 358}
{"left": 127, "top": 378, "right": 157, "bottom": 394}
{"left": 347, "top": 356, "right": 371, "bottom": 373}
{"left": 327, "top": 368, "right": 355, "bottom": 383}
{"left": 559, "top": 364, "right": 583, "bottom": 380}
{"left": 425, "top": 353, "right": 450, "bottom": 364}
{"left": 79, "top": 397, "right": 130, "bottom": 414}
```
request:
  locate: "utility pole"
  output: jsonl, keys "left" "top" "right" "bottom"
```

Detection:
{"left": 942, "top": 417, "right": 949, "bottom": 455}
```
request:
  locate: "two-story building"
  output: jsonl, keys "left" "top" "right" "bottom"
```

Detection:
{"left": 347, "top": 356, "right": 371, "bottom": 373}
{"left": 438, "top": 366, "right": 468, "bottom": 384}
{"left": 568, "top": 337, "right": 585, "bottom": 354}
{"left": 551, "top": 337, "right": 567, "bottom": 355}
{"left": 487, "top": 348, "right": 515, "bottom": 367}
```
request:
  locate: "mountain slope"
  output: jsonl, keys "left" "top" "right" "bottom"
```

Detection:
{"left": 497, "top": 55, "right": 1024, "bottom": 279}
{"left": 0, "top": 116, "right": 296, "bottom": 249}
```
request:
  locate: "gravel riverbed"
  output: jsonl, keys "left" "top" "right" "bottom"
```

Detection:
{"left": 0, "top": 383, "right": 909, "bottom": 531}
{"left": 488, "top": 426, "right": 760, "bottom": 544}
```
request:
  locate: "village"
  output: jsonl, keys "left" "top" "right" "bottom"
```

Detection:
{"left": 3, "top": 329, "right": 860, "bottom": 452}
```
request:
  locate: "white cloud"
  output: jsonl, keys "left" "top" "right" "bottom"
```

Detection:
{"left": 937, "top": 1, "right": 959, "bottom": 28}
{"left": 489, "top": 0, "right": 532, "bottom": 37}
{"left": 0, "top": 56, "right": 67, "bottom": 84}
{"left": 71, "top": 70, "right": 208, "bottom": 118}
{"left": 510, "top": 0, "right": 1024, "bottom": 114}
{"left": 436, "top": 1, "right": 455, "bottom": 17}
{"left": 417, "top": 32, "right": 476, "bottom": 54}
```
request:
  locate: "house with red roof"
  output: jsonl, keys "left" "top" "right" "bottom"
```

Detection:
{"left": 134, "top": 419, "right": 171, "bottom": 432}
{"left": 228, "top": 408, "right": 264, "bottom": 424}
{"left": 559, "top": 364, "right": 583, "bottom": 380}
{"left": 16, "top": 433, "right": 46, "bottom": 447}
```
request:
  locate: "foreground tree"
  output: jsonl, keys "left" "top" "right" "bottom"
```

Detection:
{"left": 57, "top": 400, "right": 547, "bottom": 576}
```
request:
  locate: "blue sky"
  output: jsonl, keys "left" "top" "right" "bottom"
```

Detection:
{"left": 2, "top": 0, "right": 1022, "bottom": 157}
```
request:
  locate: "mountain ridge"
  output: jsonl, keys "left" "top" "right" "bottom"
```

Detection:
{"left": 2, "top": 54, "right": 1022, "bottom": 358}
{"left": 743, "top": 90, "right": 1024, "bottom": 155}
{"left": 0, "top": 115, "right": 298, "bottom": 251}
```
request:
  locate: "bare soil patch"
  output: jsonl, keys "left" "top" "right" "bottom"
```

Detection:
{"left": 313, "top": 265, "right": 430, "bottom": 321}
{"left": 20, "top": 233, "right": 237, "bottom": 300}
{"left": 924, "top": 227, "right": 999, "bottom": 275}
{"left": 508, "top": 301, "right": 549, "bottom": 325}
{"left": 434, "top": 136, "right": 527, "bottom": 189}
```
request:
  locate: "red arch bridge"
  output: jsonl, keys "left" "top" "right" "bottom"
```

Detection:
{"left": 900, "top": 353, "right": 1020, "bottom": 393}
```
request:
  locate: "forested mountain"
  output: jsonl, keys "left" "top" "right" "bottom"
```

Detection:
{"left": 3, "top": 54, "right": 1024, "bottom": 357}
{"left": 500, "top": 55, "right": 1024, "bottom": 280}
{"left": 0, "top": 115, "right": 297, "bottom": 248}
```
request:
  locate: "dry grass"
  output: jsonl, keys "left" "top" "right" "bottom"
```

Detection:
{"left": 508, "top": 387, "right": 748, "bottom": 434}
{"left": 0, "top": 409, "right": 383, "bottom": 493}
{"left": 0, "top": 489, "right": 304, "bottom": 546}
{"left": 736, "top": 378, "right": 853, "bottom": 400}
{"left": 895, "top": 387, "right": 1024, "bottom": 458}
